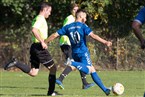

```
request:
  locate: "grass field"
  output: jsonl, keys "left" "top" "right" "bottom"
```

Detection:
{"left": 0, "top": 70, "right": 145, "bottom": 97}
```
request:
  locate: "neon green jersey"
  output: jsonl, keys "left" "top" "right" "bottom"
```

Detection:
{"left": 63, "top": 15, "right": 75, "bottom": 26}
{"left": 31, "top": 15, "right": 48, "bottom": 43}
{"left": 59, "top": 35, "right": 71, "bottom": 46}
{"left": 59, "top": 15, "right": 75, "bottom": 46}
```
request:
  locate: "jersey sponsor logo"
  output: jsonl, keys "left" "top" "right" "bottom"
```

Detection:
{"left": 68, "top": 26, "right": 81, "bottom": 30}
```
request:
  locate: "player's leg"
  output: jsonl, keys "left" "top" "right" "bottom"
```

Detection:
{"left": 4, "top": 43, "right": 41, "bottom": 76}
{"left": 47, "top": 64, "right": 57, "bottom": 96}
{"left": 40, "top": 49, "right": 58, "bottom": 96}
{"left": 56, "top": 45, "right": 73, "bottom": 89}
{"left": 56, "top": 66, "right": 73, "bottom": 89}
{"left": 90, "top": 66, "right": 111, "bottom": 95}
{"left": 59, "top": 45, "right": 94, "bottom": 89}
{"left": 4, "top": 58, "right": 31, "bottom": 74}
{"left": 4, "top": 59, "right": 40, "bottom": 77}
{"left": 70, "top": 61, "right": 110, "bottom": 95}
{"left": 79, "top": 71, "right": 95, "bottom": 89}
{"left": 70, "top": 52, "right": 111, "bottom": 95}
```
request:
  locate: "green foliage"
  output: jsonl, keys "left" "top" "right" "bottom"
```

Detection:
{"left": 79, "top": 0, "right": 145, "bottom": 38}
{"left": 1, "top": 0, "right": 33, "bottom": 28}
{"left": 1, "top": 0, "right": 145, "bottom": 70}
{"left": 104, "top": 0, "right": 144, "bottom": 38}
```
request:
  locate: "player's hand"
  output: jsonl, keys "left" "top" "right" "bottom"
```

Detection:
{"left": 105, "top": 41, "right": 112, "bottom": 47}
{"left": 141, "top": 40, "right": 145, "bottom": 49}
{"left": 41, "top": 41, "right": 48, "bottom": 49}
{"left": 105, "top": 41, "right": 112, "bottom": 51}
{"left": 44, "top": 39, "right": 48, "bottom": 44}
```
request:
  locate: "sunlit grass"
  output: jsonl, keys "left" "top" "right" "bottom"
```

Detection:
{"left": 0, "top": 70, "right": 145, "bottom": 97}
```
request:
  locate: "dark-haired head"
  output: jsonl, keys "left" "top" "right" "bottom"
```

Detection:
{"left": 76, "top": 9, "right": 86, "bottom": 18}
{"left": 70, "top": 3, "right": 79, "bottom": 16}
{"left": 36, "top": 2, "right": 52, "bottom": 19}
{"left": 38, "top": 2, "right": 52, "bottom": 11}
{"left": 75, "top": 9, "right": 87, "bottom": 23}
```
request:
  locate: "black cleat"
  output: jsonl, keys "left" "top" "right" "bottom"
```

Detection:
{"left": 82, "top": 83, "right": 95, "bottom": 89}
{"left": 105, "top": 87, "right": 112, "bottom": 96}
{"left": 47, "top": 91, "right": 63, "bottom": 96}
{"left": 4, "top": 58, "right": 17, "bottom": 70}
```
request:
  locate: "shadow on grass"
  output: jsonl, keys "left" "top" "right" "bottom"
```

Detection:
{"left": 0, "top": 86, "right": 46, "bottom": 89}
{"left": 0, "top": 94, "right": 48, "bottom": 96}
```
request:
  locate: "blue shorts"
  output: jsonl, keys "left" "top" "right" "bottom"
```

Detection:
{"left": 72, "top": 51, "right": 92, "bottom": 66}
{"left": 134, "top": 7, "right": 145, "bottom": 24}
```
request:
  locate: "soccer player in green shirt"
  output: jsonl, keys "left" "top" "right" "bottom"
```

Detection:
{"left": 56, "top": 3, "right": 95, "bottom": 90}
{"left": 4, "top": 2, "right": 60, "bottom": 96}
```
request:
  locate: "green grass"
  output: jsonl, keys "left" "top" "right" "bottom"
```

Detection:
{"left": 0, "top": 70, "right": 145, "bottom": 97}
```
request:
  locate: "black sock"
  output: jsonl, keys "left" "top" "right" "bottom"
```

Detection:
{"left": 47, "top": 74, "right": 56, "bottom": 95}
{"left": 58, "top": 66, "right": 72, "bottom": 82}
{"left": 80, "top": 71, "right": 88, "bottom": 85}
{"left": 15, "top": 62, "right": 31, "bottom": 73}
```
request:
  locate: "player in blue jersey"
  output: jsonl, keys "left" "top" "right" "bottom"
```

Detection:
{"left": 56, "top": 3, "right": 94, "bottom": 90}
{"left": 45, "top": 9, "right": 112, "bottom": 96}
{"left": 132, "top": 7, "right": 145, "bottom": 49}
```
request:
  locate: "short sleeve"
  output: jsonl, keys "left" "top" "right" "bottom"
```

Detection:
{"left": 134, "top": 7, "right": 145, "bottom": 24}
{"left": 83, "top": 24, "right": 92, "bottom": 36}
{"left": 57, "top": 26, "right": 67, "bottom": 36}
{"left": 32, "top": 17, "right": 42, "bottom": 29}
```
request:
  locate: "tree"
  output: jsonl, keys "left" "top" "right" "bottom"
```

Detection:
{"left": 0, "top": 0, "right": 145, "bottom": 70}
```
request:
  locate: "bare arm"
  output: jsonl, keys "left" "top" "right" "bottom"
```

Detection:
{"left": 132, "top": 21, "right": 145, "bottom": 47}
{"left": 132, "top": 21, "right": 145, "bottom": 49}
{"left": 89, "top": 32, "right": 112, "bottom": 47}
{"left": 32, "top": 27, "right": 47, "bottom": 49}
{"left": 45, "top": 32, "right": 59, "bottom": 43}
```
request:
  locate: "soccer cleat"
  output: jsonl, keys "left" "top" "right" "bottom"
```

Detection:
{"left": 47, "top": 91, "right": 63, "bottom": 96}
{"left": 82, "top": 83, "right": 95, "bottom": 89}
{"left": 105, "top": 87, "right": 112, "bottom": 96}
{"left": 4, "top": 58, "right": 17, "bottom": 70}
{"left": 55, "top": 79, "right": 64, "bottom": 90}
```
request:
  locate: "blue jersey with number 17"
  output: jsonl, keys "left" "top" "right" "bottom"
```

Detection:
{"left": 57, "top": 22, "right": 92, "bottom": 54}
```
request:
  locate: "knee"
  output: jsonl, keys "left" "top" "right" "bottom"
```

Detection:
{"left": 29, "top": 73, "right": 38, "bottom": 77}
{"left": 29, "top": 70, "right": 38, "bottom": 77}
{"left": 71, "top": 66, "right": 76, "bottom": 70}
{"left": 49, "top": 64, "right": 57, "bottom": 74}
{"left": 87, "top": 66, "right": 95, "bottom": 73}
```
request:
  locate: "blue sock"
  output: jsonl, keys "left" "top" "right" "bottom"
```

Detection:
{"left": 71, "top": 61, "right": 89, "bottom": 74}
{"left": 91, "top": 72, "right": 108, "bottom": 93}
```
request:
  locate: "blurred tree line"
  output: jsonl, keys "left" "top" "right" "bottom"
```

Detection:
{"left": 0, "top": 0, "right": 145, "bottom": 70}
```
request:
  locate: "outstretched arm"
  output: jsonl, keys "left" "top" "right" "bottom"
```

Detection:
{"left": 132, "top": 21, "right": 145, "bottom": 49}
{"left": 89, "top": 32, "right": 112, "bottom": 47}
{"left": 45, "top": 32, "right": 59, "bottom": 43}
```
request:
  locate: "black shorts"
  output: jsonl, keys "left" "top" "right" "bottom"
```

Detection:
{"left": 60, "top": 45, "right": 72, "bottom": 59}
{"left": 30, "top": 43, "right": 54, "bottom": 69}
